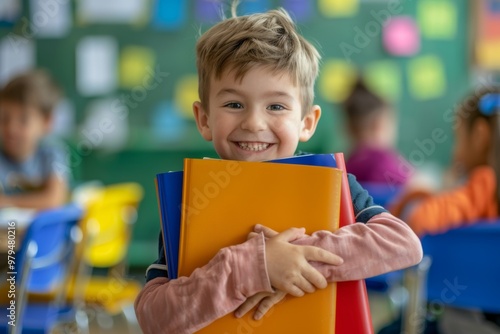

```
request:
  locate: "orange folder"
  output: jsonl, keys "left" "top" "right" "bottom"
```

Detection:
{"left": 178, "top": 158, "right": 343, "bottom": 333}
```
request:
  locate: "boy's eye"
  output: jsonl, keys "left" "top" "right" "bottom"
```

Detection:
{"left": 267, "top": 104, "right": 285, "bottom": 111}
{"left": 224, "top": 102, "right": 243, "bottom": 109}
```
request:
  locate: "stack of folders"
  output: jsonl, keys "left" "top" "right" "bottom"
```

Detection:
{"left": 155, "top": 153, "right": 373, "bottom": 334}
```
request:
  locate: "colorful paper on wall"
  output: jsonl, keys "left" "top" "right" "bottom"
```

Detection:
{"left": 195, "top": 0, "right": 222, "bottom": 23}
{"left": 76, "top": 36, "right": 118, "bottom": 96}
{"left": 417, "top": 0, "right": 457, "bottom": 39}
{"left": 408, "top": 55, "right": 446, "bottom": 100}
{"left": 476, "top": 41, "right": 500, "bottom": 70}
{"left": 152, "top": 0, "right": 187, "bottom": 30}
{"left": 0, "top": 36, "right": 35, "bottom": 86}
{"left": 77, "top": 0, "right": 147, "bottom": 25}
{"left": 319, "top": 59, "right": 357, "bottom": 103}
{"left": 52, "top": 99, "right": 76, "bottom": 138}
{"left": 151, "top": 101, "right": 187, "bottom": 141}
{"left": 364, "top": 60, "right": 402, "bottom": 102}
{"left": 30, "top": 0, "right": 72, "bottom": 38}
{"left": 119, "top": 46, "right": 155, "bottom": 89}
{"left": 475, "top": 0, "right": 500, "bottom": 70}
{"left": 174, "top": 75, "right": 198, "bottom": 119}
{"left": 319, "top": 0, "right": 358, "bottom": 18}
{"left": 81, "top": 98, "right": 129, "bottom": 151}
{"left": 0, "top": 0, "right": 21, "bottom": 25}
{"left": 282, "top": 0, "right": 312, "bottom": 22}
{"left": 383, "top": 16, "right": 420, "bottom": 56}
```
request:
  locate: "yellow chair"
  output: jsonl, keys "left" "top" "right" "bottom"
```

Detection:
{"left": 67, "top": 182, "right": 144, "bottom": 328}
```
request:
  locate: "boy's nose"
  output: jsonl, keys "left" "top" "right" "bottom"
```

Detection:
{"left": 240, "top": 110, "right": 267, "bottom": 132}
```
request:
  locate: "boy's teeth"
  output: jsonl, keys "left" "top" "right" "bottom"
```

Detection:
{"left": 238, "top": 142, "right": 270, "bottom": 151}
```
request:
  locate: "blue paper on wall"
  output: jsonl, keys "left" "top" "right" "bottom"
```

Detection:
{"left": 152, "top": 0, "right": 186, "bottom": 30}
{"left": 281, "top": 0, "right": 312, "bottom": 21}
{"left": 239, "top": 0, "right": 269, "bottom": 15}
{"left": 195, "top": 0, "right": 222, "bottom": 23}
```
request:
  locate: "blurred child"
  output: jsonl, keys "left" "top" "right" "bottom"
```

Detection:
{"left": 134, "top": 8, "right": 422, "bottom": 334}
{"left": 342, "top": 78, "right": 410, "bottom": 187}
{"left": 0, "top": 70, "right": 69, "bottom": 209}
{"left": 382, "top": 88, "right": 500, "bottom": 334}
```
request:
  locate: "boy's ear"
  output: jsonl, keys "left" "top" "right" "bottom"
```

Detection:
{"left": 299, "top": 105, "right": 321, "bottom": 142}
{"left": 193, "top": 101, "right": 213, "bottom": 141}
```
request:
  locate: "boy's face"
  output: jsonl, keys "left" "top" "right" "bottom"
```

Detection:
{"left": 193, "top": 66, "right": 320, "bottom": 162}
{"left": 0, "top": 101, "right": 50, "bottom": 161}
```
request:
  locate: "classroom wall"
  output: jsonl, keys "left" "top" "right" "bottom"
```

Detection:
{"left": 1, "top": 0, "right": 498, "bottom": 268}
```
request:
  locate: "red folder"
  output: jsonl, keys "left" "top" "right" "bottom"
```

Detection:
{"left": 334, "top": 152, "right": 374, "bottom": 334}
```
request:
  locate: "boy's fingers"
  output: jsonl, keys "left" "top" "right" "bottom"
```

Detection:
{"left": 275, "top": 227, "right": 306, "bottom": 242}
{"left": 304, "top": 246, "right": 344, "bottom": 266}
{"left": 280, "top": 282, "right": 304, "bottom": 297}
{"left": 302, "top": 267, "right": 328, "bottom": 289}
{"left": 254, "top": 291, "right": 287, "bottom": 320}
{"left": 294, "top": 276, "right": 316, "bottom": 294}
{"left": 254, "top": 224, "right": 279, "bottom": 238}
{"left": 235, "top": 292, "right": 267, "bottom": 318}
{"left": 246, "top": 231, "right": 260, "bottom": 240}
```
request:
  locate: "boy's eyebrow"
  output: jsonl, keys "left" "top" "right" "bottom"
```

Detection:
{"left": 216, "top": 88, "right": 295, "bottom": 101}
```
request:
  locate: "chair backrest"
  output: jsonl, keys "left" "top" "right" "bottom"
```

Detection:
{"left": 17, "top": 204, "right": 83, "bottom": 294}
{"left": 359, "top": 182, "right": 403, "bottom": 208}
{"left": 421, "top": 220, "right": 500, "bottom": 313}
{"left": 81, "top": 183, "right": 143, "bottom": 268}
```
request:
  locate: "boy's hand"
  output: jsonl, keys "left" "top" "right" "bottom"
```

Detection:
{"left": 265, "top": 228, "right": 343, "bottom": 297}
{"left": 235, "top": 290, "right": 287, "bottom": 320}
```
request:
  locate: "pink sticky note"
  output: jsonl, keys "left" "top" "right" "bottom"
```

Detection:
{"left": 383, "top": 16, "right": 420, "bottom": 56}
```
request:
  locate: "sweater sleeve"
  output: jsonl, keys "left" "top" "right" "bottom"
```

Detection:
{"left": 134, "top": 234, "right": 273, "bottom": 334}
{"left": 292, "top": 212, "right": 423, "bottom": 281}
{"left": 407, "top": 166, "right": 498, "bottom": 236}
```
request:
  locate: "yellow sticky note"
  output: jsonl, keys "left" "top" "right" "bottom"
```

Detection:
{"left": 408, "top": 55, "right": 446, "bottom": 100}
{"left": 476, "top": 41, "right": 500, "bottom": 70}
{"left": 319, "top": 59, "right": 357, "bottom": 103}
{"left": 120, "top": 46, "right": 155, "bottom": 89}
{"left": 319, "top": 0, "right": 359, "bottom": 18}
{"left": 174, "top": 75, "right": 199, "bottom": 119}
{"left": 417, "top": 0, "right": 457, "bottom": 39}
{"left": 364, "top": 60, "right": 402, "bottom": 102}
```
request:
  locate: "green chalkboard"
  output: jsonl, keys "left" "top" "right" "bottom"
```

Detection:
{"left": 0, "top": 0, "right": 474, "bottom": 267}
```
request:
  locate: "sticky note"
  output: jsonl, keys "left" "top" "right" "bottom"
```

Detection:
{"left": 319, "top": 0, "right": 358, "bottom": 18}
{"left": 119, "top": 46, "right": 155, "bottom": 89}
{"left": 476, "top": 41, "right": 500, "bottom": 70}
{"left": 195, "top": 0, "right": 222, "bottom": 23}
{"left": 151, "top": 101, "right": 187, "bottom": 141}
{"left": 408, "top": 55, "right": 446, "bottom": 100}
{"left": 417, "top": 0, "right": 457, "bottom": 39}
{"left": 0, "top": 36, "right": 35, "bottom": 86}
{"left": 282, "top": 0, "right": 313, "bottom": 22}
{"left": 364, "top": 61, "right": 402, "bottom": 102}
{"left": 174, "top": 75, "right": 199, "bottom": 119}
{"left": 319, "top": 59, "right": 357, "bottom": 103}
{"left": 77, "top": 0, "right": 147, "bottom": 25}
{"left": 0, "top": 0, "right": 21, "bottom": 25}
{"left": 152, "top": 0, "right": 186, "bottom": 30}
{"left": 383, "top": 16, "right": 420, "bottom": 56}
{"left": 30, "top": 0, "right": 71, "bottom": 37}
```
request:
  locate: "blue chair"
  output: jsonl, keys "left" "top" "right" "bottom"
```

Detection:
{"left": 0, "top": 204, "right": 83, "bottom": 334}
{"left": 402, "top": 220, "right": 500, "bottom": 333}
{"left": 361, "top": 182, "right": 405, "bottom": 293}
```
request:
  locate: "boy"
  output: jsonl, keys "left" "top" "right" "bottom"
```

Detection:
{"left": 0, "top": 70, "right": 68, "bottom": 209}
{"left": 135, "top": 8, "right": 422, "bottom": 334}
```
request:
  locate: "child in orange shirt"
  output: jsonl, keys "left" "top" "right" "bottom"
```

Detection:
{"left": 383, "top": 88, "right": 500, "bottom": 334}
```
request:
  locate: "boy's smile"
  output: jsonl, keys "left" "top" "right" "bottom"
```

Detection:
{"left": 193, "top": 66, "right": 321, "bottom": 162}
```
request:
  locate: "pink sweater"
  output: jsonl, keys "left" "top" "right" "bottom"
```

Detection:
{"left": 134, "top": 212, "right": 422, "bottom": 334}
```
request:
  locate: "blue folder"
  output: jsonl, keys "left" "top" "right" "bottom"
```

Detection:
{"left": 156, "top": 154, "right": 337, "bottom": 279}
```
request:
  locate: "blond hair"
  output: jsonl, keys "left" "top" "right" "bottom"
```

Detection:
{"left": 196, "top": 8, "right": 320, "bottom": 114}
